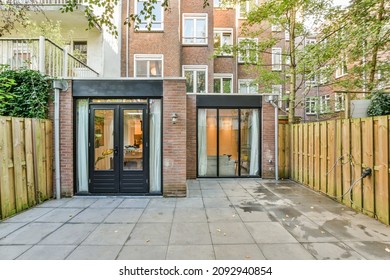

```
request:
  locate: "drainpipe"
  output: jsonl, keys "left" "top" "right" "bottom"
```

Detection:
{"left": 267, "top": 97, "right": 279, "bottom": 180}
{"left": 52, "top": 80, "right": 68, "bottom": 199}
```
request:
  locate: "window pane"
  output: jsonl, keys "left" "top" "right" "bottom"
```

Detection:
{"left": 214, "top": 33, "right": 221, "bottom": 49}
{"left": 198, "top": 109, "right": 217, "bottom": 176}
{"left": 214, "top": 78, "right": 221, "bottom": 93}
{"left": 223, "top": 78, "right": 231, "bottom": 93}
{"left": 184, "top": 19, "right": 194, "bottom": 43}
{"left": 197, "top": 71, "right": 206, "bottom": 93}
{"left": 185, "top": 71, "right": 194, "bottom": 93}
{"left": 123, "top": 110, "right": 143, "bottom": 171}
{"left": 94, "top": 110, "right": 114, "bottom": 171}
{"left": 219, "top": 109, "right": 238, "bottom": 176}
{"left": 196, "top": 19, "right": 206, "bottom": 43}
{"left": 136, "top": 60, "right": 148, "bottom": 77}
{"left": 150, "top": 60, "right": 162, "bottom": 77}
{"left": 240, "top": 109, "right": 259, "bottom": 176}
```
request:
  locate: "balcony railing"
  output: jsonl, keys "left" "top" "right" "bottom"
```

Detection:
{"left": 17, "top": 0, "right": 84, "bottom": 5}
{"left": 0, "top": 36, "right": 99, "bottom": 78}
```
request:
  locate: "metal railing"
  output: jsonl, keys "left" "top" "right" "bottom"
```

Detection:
{"left": 16, "top": 0, "right": 84, "bottom": 5}
{"left": 0, "top": 36, "right": 99, "bottom": 78}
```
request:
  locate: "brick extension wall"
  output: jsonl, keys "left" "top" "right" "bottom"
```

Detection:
{"left": 162, "top": 79, "right": 187, "bottom": 196}
{"left": 262, "top": 100, "right": 276, "bottom": 178}
{"left": 186, "top": 95, "right": 197, "bottom": 179}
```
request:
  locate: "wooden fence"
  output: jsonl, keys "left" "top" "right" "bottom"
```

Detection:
{"left": 279, "top": 115, "right": 390, "bottom": 225}
{"left": 0, "top": 117, "right": 53, "bottom": 220}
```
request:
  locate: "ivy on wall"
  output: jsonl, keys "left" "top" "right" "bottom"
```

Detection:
{"left": 0, "top": 66, "right": 51, "bottom": 119}
{"left": 367, "top": 90, "right": 390, "bottom": 117}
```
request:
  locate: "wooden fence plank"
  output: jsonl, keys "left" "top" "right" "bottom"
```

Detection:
{"left": 351, "top": 119, "right": 363, "bottom": 211}
{"left": 341, "top": 119, "right": 352, "bottom": 206}
{"left": 314, "top": 122, "right": 320, "bottom": 191}
{"left": 374, "top": 117, "right": 389, "bottom": 224}
{"left": 293, "top": 125, "right": 299, "bottom": 181}
{"left": 327, "top": 121, "right": 336, "bottom": 197}
{"left": 285, "top": 124, "right": 291, "bottom": 178}
{"left": 302, "top": 124, "right": 309, "bottom": 185}
{"left": 24, "top": 119, "right": 36, "bottom": 206}
{"left": 45, "top": 121, "right": 53, "bottom": 199}
{"left": 320, "top": 122, "right": 328, "bottom": 194}
{"left": 33, "top": 119, "right": 47, "bottom": 202}
{"left": 298, "top": 124, "right": 303, "bottom": 182}
{"left": 361, "top": 118, "right": 375, "bottom": 217}
{"left": 308, "top": 123, "right": 314, "bottom": 188}
{"left": 335, "top": 120, "right": 343, "bottom": 199}
{"left": 12, "top": 118, "right": 28, "bottom": 212}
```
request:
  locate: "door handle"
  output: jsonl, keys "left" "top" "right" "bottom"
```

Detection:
{"left": 114, "top": 146, "right": 119, "bottom": 155}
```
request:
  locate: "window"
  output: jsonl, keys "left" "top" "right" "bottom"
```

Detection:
{"left": 305, "top": 74, "right": 317, "bottom": 86}
{"left": 183, "top": 65, "right": 207, "bottom": 93}
{"left": 134, "top": 54, "right": 163, "bottom": 78}
{"left": 214, "top": 74, "right": 233, "bottom": 93}
{"left": 272, "top": 47, "right": 282, "bottom": 71}
{"left": 272, "top": 85, "right": 283, "bottom": 108}
{"left": 285, "top": 30, "right": 290, "bottom": 41}
{"left": 336, "top": 54, "right": 348, "bottom": 78}
{"left": 183, "top": 14, "right": 208, "bottom": 44}
{"left": 335, "top": 93, "right": 345, "bottom": 112}
{"left": 305, "top": 38, "right": 316, "bottom": 45}
{"left": 238, "top": 0, "right": 257, "bottom": 18}
{"left": 73, "top": 41, "right": 87, "bottom": 64}
{"left": 238, "top": 79, "right": 258, "bottom": 94}
{"left": 320, "top": 95, "right": 331, "bottom": 113}
{"left": 214, "top": 28, "right": 233, "bottom": 56}
{"left": 135, "top": 0, "right": 164, "bottom": 30}
{"left": 271, "top": 24, "right": 282, "bottom": 32}
{"left": 305, "top": 97, "right": 318, "bottom": 115}
{"left": 214, "top": 0, "right": 234, "bottom": 8}
{"left": 238, "top": 38, "right": 258, "bottom": 63}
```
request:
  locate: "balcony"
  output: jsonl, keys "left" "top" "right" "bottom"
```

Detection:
{"left": 0, "top": 36, "right": 99, "bottom": 78}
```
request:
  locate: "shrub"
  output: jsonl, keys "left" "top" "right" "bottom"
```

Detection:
{"left": 0, "top": 67, "right": 51, "bottom": 119}
{"left": 367, "top": 90, "right": 390, "bottom": 117}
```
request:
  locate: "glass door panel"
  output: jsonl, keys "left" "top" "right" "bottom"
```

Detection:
{"left": 94, "top": 109, "right": 114, "bottom": 171}
{"left": 198, "top": 109, "right": 217, "bottom": 176}
{"left": 123, "top": 109, "right": 143, "bottom": 170}
{"left": 240, "top": 109, "right": 259, "bottom": 176}
{"left": 218, "top": 109, "right": 238, "bottom": 176}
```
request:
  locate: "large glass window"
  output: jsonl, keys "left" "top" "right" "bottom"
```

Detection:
{"left": 238, "top": 0, "right": 257, "bottom": 18}
{"left": 272, "top": 47, "right": 282, "bottom": 71}
{"left": 183, "top": 14, "right": 208, "bottom": 44}
{"left": 238, "top": 38, "right": 258, "bottom": 63}
{"left": 135, "top": 0, "right": 164, "bottom": 30}
{"left": 198, "top": 108, "right": 260, "bottom": 177}
{"left": 183, "top": 66, "right": 207, "bottom": 93}
{"left": 214, "top": 74, "right": 232, "bottom": 93}
{"left": 134, "top": 54, "right": 163, "bottom": 78}
{"left": 238, "top": 79, "right": 258, "bottom": 94}
{"left": 214, "top": 28, "right": 233, "bottom": 56}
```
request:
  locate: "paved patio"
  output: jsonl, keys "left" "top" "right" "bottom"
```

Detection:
{"left": 0, "top": 179, "right": 389, "bottom": 260}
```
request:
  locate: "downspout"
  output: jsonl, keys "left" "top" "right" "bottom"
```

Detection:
{"left": 52, "top": 80, "right": 68, "bottom": 199}
{"left": 269, "top": 99, "right": 279, "bottom": 180}
{"left": 126, "top": 0, "right": 130, "bottom": 77}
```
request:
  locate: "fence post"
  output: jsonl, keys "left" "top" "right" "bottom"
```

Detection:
{"left": 38, "top": 36, "right": 46, "bottom": 75}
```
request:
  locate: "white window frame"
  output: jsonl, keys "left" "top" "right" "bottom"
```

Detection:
{"left": 237, "top": 0, "right": 257, "bottom": 19}
{"left": 134, "top": 54, "right": 164, "bottom": 78}
{"left": 182, "top": 13, "right": 208, "bottom": 45}
{"left": 238, "top": 79, "right": 258, "bottom": 94}
{"left": 271, "top": 24, "right": 282, "bottom": 32}
{"left": 183, "top": 65, "right": 208, "bottom": 93}
{"left": 305, "top": 97, "right": 317, "bottom": 115}
{"left": 272, "top": 85, "right": 283, "bottom": 108}
{"left": 238, "top": 38, "right": 258, "bottom": 63}
{"left": 134, "top": 0, "right": 164, "bottom": 31}
{"left": 320, "top": 95, "right": 331, "bottom": 114}
{"left": 214, "top": 0, "right": 234, "bottom": 8}
{"left": 272, "top": 47, "right": 282, "bottom": 71}
{"left": 285, "top": 30, "right": 290, "bottom": 41}
{"left": 336, "top": 54, "right": 348, "bottom": 78}
{"left": 214, "top": 28, "right": 233, "bottom": 56}
{"left": 213, "top": 73, "right": 233, "bottom": 94}
{"left": 335, "top": 93, "right": 345, "bottom": 112}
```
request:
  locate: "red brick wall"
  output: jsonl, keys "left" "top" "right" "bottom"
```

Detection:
{"left": 186, "top": 95, "right": 197, "bottom": 178}
{"left": 262, "top": 100, "right": 276, "bottom": 178}
{"left": 162, "top": 79, "right": 187, "bottom": 196}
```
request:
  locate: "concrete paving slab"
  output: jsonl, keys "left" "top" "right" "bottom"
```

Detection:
{"left": 138, "top": 208, "right": 174, "bottom": 223}
{"left": 0, "top": 245, "right": 31, "bottom": 259}
{"left": 147, "top": 198, "right": 177, "bottom": 208}
{"left": 302, "top": 242, "right": 365, "bottom": 260}
{"left": 176, "top": 198, "right": 204, "bottom": 208}
{"left": 0, "top": 222, "right": 62, "bottom": 245}
{"left": 187, "top": 180, "right": 200, "bottom": 190}
{"left": 187, "top": 189, "right": 202, "bottom": 198}
{"left": 66, "top": 245, "right": 122, "bottom": 260}
{"left": 69, "top": 208, "right": 114, "bottom": 223}
{"left": 0, "top": 222, "right": 27, "bottom": 239}
{"left": 118, "top": 198, "right": 150, "bottom": 208}
{"left": 173, "top": 208, "right": 207, "bottom": 223}
{"left": 201, "top": 189, "right": 227, "bottom": 198}
{"left": 167, "top": 245, "right": 215, "bottom": 260}
{"left": 35, "top": 208, "right": 83, "bottom": 223}
{"left": 89, "top": 198, "right": 124, "bottom": 208}
{"left": 258, "top": 243, "right": 315, "bottom": 260}
{"left": 206, "top": 208, "right": 241, "bottom": 223}
{"left": 117, "top": 245, "right": 167, "bottom": 260}
{"left": 245, "top": 222, "right": 298, "bottom": 244}
{"left": 344, "top": 241, "right": 390, "bottom": 259}
{"left": 169, "top": 223, "right": 212, "bottom": 245}
{"left": 203, "top": 197, "right": 232, "bottom": 208}
{"left": 36, "top": 198, "right": 72, "bottom": 208}
{"left": 126, "top": 223, "right": 171, "bottom": 245}
{"left": 39, "top": 223, "right": 98, "bottom": 245}
{"left": 17, "top": 245, "right": 76, "bottom": 260}
{"left": 62, "top": 198, "right": 98, "bottom": 208}
{"left": 104, "top": 208, "right": 144, "bottom": 224}
{"left": 209, "top": 222, "right": 255, "bottom": 244}
{"left": 214, "top": 244, "right": 265, "bottom": 260}
{"left": 199, "top": 180, "right": 221, "bottom": 189}
{"left": 2, "top": 207, "right": 54, "bottom": 223}
{"left": 234, "top": 206, "right": 274, "bottom": 222}
{"left": 82, "top": 223, "right": 134, "bottom": 245}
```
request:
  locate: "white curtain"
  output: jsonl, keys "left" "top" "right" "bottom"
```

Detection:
{"left": 198, "top": 109, "right": 207, "bottom": 176}
{"left": 150, "top": 99, "right": 161, "bottom": 193}
{"left": 249, "top": 109, "right": 259, "bottom": 175}
{"left": 77, "top": 99, "right": 89, "bottom": 192}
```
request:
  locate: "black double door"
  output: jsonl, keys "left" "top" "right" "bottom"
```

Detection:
{"left": 89, "top": 104, "right": 149, "bottom": 194}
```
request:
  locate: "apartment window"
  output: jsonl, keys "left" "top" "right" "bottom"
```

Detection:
{"left": 73, "top": 41, "right": 87, "bottom": 63}
{"left": 285, "top": 30, "right": 290, "bottom": 41}
{"left": 272, "top": 85, "right": 283, "bottom": 108}
{"left": 320, "top": 95, "right": 331, "bottom": 114}
{"left": 335, "top": 93, "right": 345, "bottom": 112}
{"left": 238, "top": 0, "right": 257, "bottom": 18}
{"left": 183, "top": 66, "right": 207, "bottom": 93}
{"left": 271, "top": 24, "right": 282, "bottom": 32}
{"left": 305, "top": 38, "right": 316, "bottom": 45}
{"left": 214, "top": 0, "right": 234, "bottom": 8}
{"left": 214, "top": 28, "right": 233, "bottom": 56}
{"left": 134, "top": 54, "right": 163, "bottom": 78}
{"left": 305, "top": 97, "right": 318, "bottom": 115}
{"left": 272, "top": 47, "right": 282, "bottom": 71}
{"left": 183, "top": 14, "right": 208, "bottom": 44}
{"left": 336, "top": 55, "right": 348, "bottom": 78}
{"left": 214, "top": 74, "right": 233, "bottom": 93}
{"left": 238, "top": 79, "right": 258, "bottom": 94}
{"left": 238, "top": 38, "right": 258, "bottom": 63}
{"left": 135, "top": 0, "right": 164, "bottom": 30}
